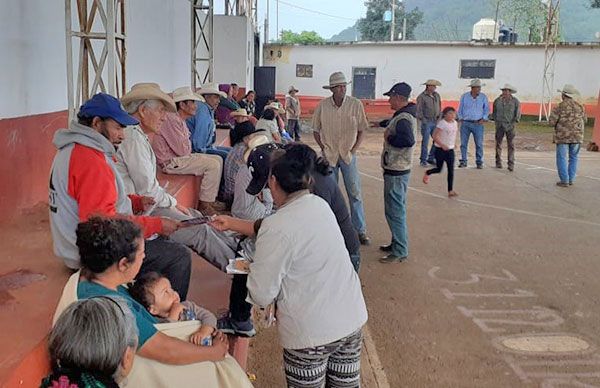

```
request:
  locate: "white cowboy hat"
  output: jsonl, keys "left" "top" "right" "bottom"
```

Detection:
{"left": 121, "top": 83, "right": 176, "bottom": 112}
{"left": 500, "top": 84, "right": 517, "bottom": 94}
{"left": 265, "top": 102, "right": 285, "bottom": 114}
{"left": 197, "top": 82, "right": 227, "bottom": 98}
{"left": 172, "top": 86, "right": 204, "bottom": 103}
{"left": 323, "top": 72, "right": 351, "bottom": 89}
{"left": 288, "top": 85, "right": 299, "bottom": 93}
{"left": 422, "top": 79, "right": 442, "bottom": 87}
{"left": 557, "top": 84, "right": 580, "bottom": 98}
{"left": 243, "top": 134, "right": 271, "bottom": 163}
{"left": 468, "top": 79, "right": 485, "bottom": 88}
{"left": 230, "top": 108, "right": 250, "bottom": 118}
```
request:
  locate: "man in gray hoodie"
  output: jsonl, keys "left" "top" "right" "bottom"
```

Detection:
{"left": 48, "top": 93, "right": 192, "bottom": 299}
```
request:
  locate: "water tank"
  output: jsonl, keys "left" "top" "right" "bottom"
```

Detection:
{"left": 472, "top": 18, "right": 499, "bottom": 41}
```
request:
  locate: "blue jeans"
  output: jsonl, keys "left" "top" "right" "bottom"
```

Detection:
{"left": 206, "top": 145, "right": 231, "bottom": 163}
{"left": 333, "top": 155, "right": 367, "bottom": 235}
{"left": 556, "top": 143, "right": 580, "bottom": 184}
{"left": 349, "top": 252, "right": 361, "bottom": 273}
{"left": 420, "top": 120, "right": 437, "bottom": 163}
{"left": 460, "top": 121, "right": 484, "bottom": 165}
{"left": 383, "top": 173, "right": 410, "bottom": 258}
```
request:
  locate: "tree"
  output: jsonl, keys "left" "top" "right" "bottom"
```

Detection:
{"left": 279, "top": 30, "right": 325, "bottom": 44}
{"left": 491, "top": 0, "right": 547, "bottom": 42}
{"left": 592, "top": 0, "right": 600, "bottom": 7}
{"left": 357, "top": 0, "right": 424, "bottom": 41}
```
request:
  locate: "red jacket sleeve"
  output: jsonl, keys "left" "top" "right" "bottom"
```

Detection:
{"left": 129, "top": 194, "right": 144, "bottom": 213}
{"left": 68, "top": 145, "right": 163, "bottom": 237}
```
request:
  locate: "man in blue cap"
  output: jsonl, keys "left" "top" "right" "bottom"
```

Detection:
{"left": 379, "top": 82, "right": 417, "bottom": 263}
{"left": 48, "top": 93, "right": 192, "bottom": 299}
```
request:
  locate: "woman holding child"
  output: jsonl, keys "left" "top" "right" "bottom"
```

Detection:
{"left": 51, "top": 216, "right": 253, "bottom": 388}
{"left": 211, "top": 143, "right": 368, "bottom": 388}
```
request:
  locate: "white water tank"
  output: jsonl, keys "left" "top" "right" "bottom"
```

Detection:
{"left": 472, "top": 18, "right": 499, "bottom": 41}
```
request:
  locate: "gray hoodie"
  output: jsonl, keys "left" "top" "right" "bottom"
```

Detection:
{"left": 49, "top": 121, "right": 133, "bottom": 269}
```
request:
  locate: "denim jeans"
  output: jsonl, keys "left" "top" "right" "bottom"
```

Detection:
{"left": 206, "top": 145, "right": 231, "bottom": 163}
{"left": 349, "top": 252, "right": 361, "bottom": 273}
{"left": 460, "top": 121, "right": 484, "bottom": 165}
{"left": 383, "top": 173, "right": 410, "bottom": 258}
{"left": 420, "top": 120, "right": 437, "bottom": 163}
{"left": 287, "top": 119, "right": 301, "bottom": 141}
{"left": 556, "top": 143, "right": 580, "bottom": 184}
{"left": 333, "top": 155, "right": 367, "bottom": 235}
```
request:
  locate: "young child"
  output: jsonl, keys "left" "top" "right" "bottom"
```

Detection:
{"left": 129, "top": 272, "right": 217, "bottom": 346}
{"left": 423, "top": 107, "right": 459, "bottom": 197}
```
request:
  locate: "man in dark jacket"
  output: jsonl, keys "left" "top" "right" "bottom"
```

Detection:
{"left": 379, "top": 83, "right": 417, "bottom": 263}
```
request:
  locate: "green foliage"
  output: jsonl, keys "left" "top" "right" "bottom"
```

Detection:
{"left": 592, "top": 0, "right": 600, "bottom": 7}
{"left": 491, "top": 0, "right": 546, "bottom": 42}
{"left": 279, "top": 30, "right": 325, "bottom": 45}
{"left": 357, "top": 0, "right": 424, "bottom": 41}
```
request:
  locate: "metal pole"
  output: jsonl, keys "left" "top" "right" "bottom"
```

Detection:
{"left": 265, "top": 0, "right": 269, "bottom": 43}
{"left": 190, "top": 0, "right": 195, "bottom": 88}
{"left": 402, "top": 17, "right": 406, "bottom": 40}
{"left": 65, "top": 0, "right": 74, "bottom": 121}
{"left": 390, "top": 0, "right": 395, "bottom": 41}
{"left": 276, "top": 0, "right": 279, "bottom": 41}
{"left": 106, "top": 0, "right": 117, "bottom": 96}
{"left": 494, "top": 0, "right": 501, "bottom": 42}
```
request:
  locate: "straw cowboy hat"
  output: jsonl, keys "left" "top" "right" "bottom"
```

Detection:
{"left": 243, "top": 134, "right": 271, "bottom": 163}
{"left": 500, "top": 84, "right": 517, "bottom": 94}
{"left": 323, "top": 72, "right": 351, "bottom": 89}
{"left": 468, "top": 79, "right": 485, "bottom": 88}
{"left": 289, "top": 85, "right": 299, "bottom": 93}
{"left": 557, "top": 84, "right": 580, "bottom": 98}
{"left": 172, "top": 86, "right": 204, "bottom": 103}
{"left": 121, "top": 83, "right": 176, "bottom": 112}
{"left": 230, "top": 108, "right": 250, "bottom": 118}
{"left": 265, "top": 101, "right": 285, "bottom": 114}
{"left": 422, "top": 79, "right": 442, "bottom": 87}
{"left": 197, "top": 82, "right": 228, "bottom": 98}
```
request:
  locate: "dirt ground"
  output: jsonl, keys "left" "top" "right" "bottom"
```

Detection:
{"left": 247, "top": 128, "right": 600, "bottom": 387}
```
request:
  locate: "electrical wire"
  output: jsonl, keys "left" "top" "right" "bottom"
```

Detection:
{"left": 277, "top": 0, "right": 358, "bottom": 21}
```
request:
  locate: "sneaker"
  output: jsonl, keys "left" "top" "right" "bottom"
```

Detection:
{"left": 217, "top": 317, "right": 256, "bottom": 337}
{"left": 379, "top": 244, "right": 392, "bottom": 252}
{"left": 379, "top": 254, "right": 407, "bottom": 264}
{"left": 448, "top": 191, "right": 459, "bottom": 198}
{"left": 423, "top": 173, "right": 430, "bottom": 184}
{"left": 420, "top": 162, "right": 428, "bottom": 167}
{"left": 427, "top": 159, "right": 436, "bottom": 165}
{"left": 556, "top": 182, "right": 569, "bottom": 188}
{"left": 476, "top": 164, "right": 484, "bottom": 169}
{"left": 358, "top": 233, "right": 371, "bottom": 246}
{"left": 458, "top": 161, "right": 467, "bottom": 168}
{"left": 569, "top": 181, "right": 574, "bottom": 186}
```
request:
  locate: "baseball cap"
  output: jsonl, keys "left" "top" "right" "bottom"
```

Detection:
{"left": 246, "top": 143, "right": 282, "bottom": 196}
{"left": 383, "top": 82, "right": 412, "bottom": 98}
{"left": 78, "top": 93, "right": 139, "bottom": 126}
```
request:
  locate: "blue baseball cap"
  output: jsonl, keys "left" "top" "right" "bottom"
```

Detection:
{"left": 383, "top": 82, "right": 412, "bottom": 98}
{"left": 78, "top": 93, "right": 139, "bottom": 126}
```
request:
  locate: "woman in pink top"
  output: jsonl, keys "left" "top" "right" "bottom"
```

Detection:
{"left": 423, "top": 107, "right": 459, "bottom": 197}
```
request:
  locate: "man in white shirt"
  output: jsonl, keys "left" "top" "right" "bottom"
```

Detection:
{"left": 312, "top": 72, "right": 371, "bottom": 245}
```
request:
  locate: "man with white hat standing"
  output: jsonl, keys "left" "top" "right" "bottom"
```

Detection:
{"left": 285, "top": 85, "right": 302, "bottom": 141}
{"left": 416, "top": 79, "right": 442, "bottom": 167}
{"left": 549, "top": 84, "right": 587, "bottom": 187}
{"left": 490, "top": 84, "right": 521, "bottom": 171}
{"left": 312, "top": 71, "right": 371, "bottom": 245}
{"left": 458, "top": 79, "right": 490, "bottom": 169}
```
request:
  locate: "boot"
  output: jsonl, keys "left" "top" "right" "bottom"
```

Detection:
{"left": 198, "top": 201, "right": 217, "bottom": 216}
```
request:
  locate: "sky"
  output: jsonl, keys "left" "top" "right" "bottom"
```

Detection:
{"left": 255, "top": 0, "right": 366, "bottom": 41}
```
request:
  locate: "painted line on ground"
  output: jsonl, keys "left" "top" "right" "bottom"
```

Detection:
{"left": 359, "top": 171, "right": 600, "bottom": 228}
{"left": 515, "top": 161, "right": 600, "bottom": 181}
{"left": 362, "top": 324, "right": 391, "bottom": 388}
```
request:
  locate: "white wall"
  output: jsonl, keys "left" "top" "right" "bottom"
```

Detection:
{"left": 0, "top": 1, "right": 254, "bottom": 119}
{"left": 213, "top": 15, "right": 254, "bottom": 90}
{"left": 263, "top": 43, "right": 600, "bottom": 104}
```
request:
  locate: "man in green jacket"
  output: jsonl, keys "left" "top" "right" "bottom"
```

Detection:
{"left": 490, "top": 84, "right": 521, "bottom": 171}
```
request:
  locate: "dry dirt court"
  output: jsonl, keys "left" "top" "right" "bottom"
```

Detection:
{"left": 248, "top": 130, "right": 600, "bottom": 388}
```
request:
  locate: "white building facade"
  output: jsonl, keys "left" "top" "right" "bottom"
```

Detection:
{"left": 263, "top": 41, "right": 600, "bottom": 106}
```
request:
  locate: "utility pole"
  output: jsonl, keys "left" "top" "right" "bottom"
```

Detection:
{"left": 402, "top": 17, "right": 406, "bottom": 40}
{"left": 265, "top": 0, "right": 269, "bottom": 43}
{"left": 390, "top": 0, "right": 395, "bottom": 41}
{"left": 276, "top": 0, "right": 279, "bottom": 41}
{"left": 493, "top": 0, "right": 501, "bottom": 41}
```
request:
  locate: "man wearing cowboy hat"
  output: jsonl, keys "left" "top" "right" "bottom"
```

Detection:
{"left": 285, "top": 86, "right": 302, "bottom": 141}
{"left": 187, "top": 83, "right": 231, "bottom": 162}
{"left": 312, "top": 71, "right": 371, "bottom": 245}
{"left": 490, "top": 84, "right": 521, "bottom": 171}
{"left": 549, "top": 84, "right": 587, "bottom": 187}
{"left": 49, "top": 91, "right": 192, "bottom": 298}
{"left": 458, "top": 79, "right": 490, "bottom": 169}
{"left": 416, "top": 79, "right": 442, "bottom": 167}
{"left": 151, "top": 86, "right": 225, "bottom": 216}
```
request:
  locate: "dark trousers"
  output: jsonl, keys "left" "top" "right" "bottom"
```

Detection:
{"left": 139, "top": 237, "right": 192, "bottom": 300}
{"left": 495, "top": 124, "right": 515, "bottom": 167}
{"left": 229, "top": 274, "right": 252, "bottom": 322}
{"left": 426, "top": 147, "right": 455, "bottom": 192}
{"left": 287, "top": 119, "right": 301, "bottom": 141}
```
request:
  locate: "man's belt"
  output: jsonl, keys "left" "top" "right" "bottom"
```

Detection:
{"left": 463, "top": 119, "right": 483, "bottom": 123}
